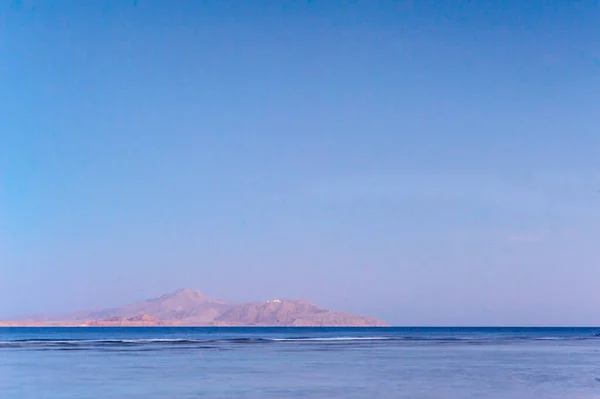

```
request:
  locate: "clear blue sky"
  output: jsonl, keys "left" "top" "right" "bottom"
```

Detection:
{"left": 2, "top": 0, "right": 599, "bottom": 325}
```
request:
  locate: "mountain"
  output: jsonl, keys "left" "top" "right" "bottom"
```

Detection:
{"left": 17, "top": 288, "right": 233, "bottom": 325}
{"left": 5, "top": 289, "right": 388, "bottom": 327}
{"left": 216, "top": 300, "right": 386, "bottom": 326}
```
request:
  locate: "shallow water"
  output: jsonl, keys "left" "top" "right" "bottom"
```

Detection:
{"left": 2, "top": 327, "right": 600, "bottom": 398}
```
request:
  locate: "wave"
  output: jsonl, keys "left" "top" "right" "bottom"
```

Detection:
{"left": 1, "top": 335, "right": 597, "bottom": 349}
{"left": 270, "top": 336, "right": 393, "bottom": 341}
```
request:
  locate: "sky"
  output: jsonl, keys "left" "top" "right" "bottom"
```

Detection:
{"left": 1, "top": 0, "right": 600, "bottom": 326}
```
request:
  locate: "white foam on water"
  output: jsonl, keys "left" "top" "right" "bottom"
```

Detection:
{"left": 269, "top": 336, "right": 392, "bottom": 342}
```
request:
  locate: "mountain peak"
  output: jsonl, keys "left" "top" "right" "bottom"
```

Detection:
{"left": 154, "top": 288, "right": 207, "bottom": 301}
{"left": 172, "top": 288, "right": 204, "bottom": 297}
{"left": 154, "top": 288, "right": 230, "bottom": 307}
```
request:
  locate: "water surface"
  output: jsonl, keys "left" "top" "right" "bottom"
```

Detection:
{"left": 2, "top": 327, "right": 600, "bottom": 398}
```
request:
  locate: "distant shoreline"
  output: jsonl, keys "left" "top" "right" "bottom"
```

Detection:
{"left": 0, "top": 323, "right": 392, "bottom": 328}
{"left": 1, "top": 324, "right": 599, "bottom": 328}
{"left": 0, "top": 320, "right": 389, "bottom": 327}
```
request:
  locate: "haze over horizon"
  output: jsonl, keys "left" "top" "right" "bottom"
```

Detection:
{"left": 2, "top": 1, "right": 600, "bottom": 326}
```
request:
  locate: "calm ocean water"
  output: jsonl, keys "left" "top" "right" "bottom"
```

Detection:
{"left": 2, "top": 327, "right": 600, "bottom": 398}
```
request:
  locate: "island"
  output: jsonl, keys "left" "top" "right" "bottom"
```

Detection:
{"left": 0, "top": 288, "right": 389, "bottom": 327}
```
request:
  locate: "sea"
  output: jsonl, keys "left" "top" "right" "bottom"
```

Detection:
{"left": 2, "top": 327, "right": 600, "bottom": 399}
